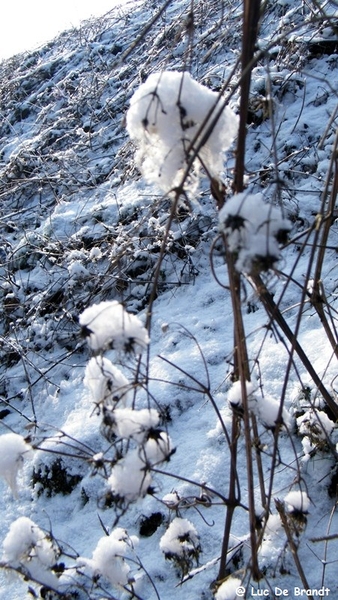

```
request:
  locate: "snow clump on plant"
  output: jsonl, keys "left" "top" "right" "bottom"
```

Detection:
{"left": 126, "top": 70, "right": 238, "bottom": 193}
{"left": 159, "top": 517, "right": 201, "bottom": 576}
{"left": 0, "top": 433, "right": 32, "bottom": 497}
{"left": 214, "top": 576, "right": 244, "bottom": 599}
{"left": 228, "top": 380, "right": 290, "bottom": 429}
{"left": 284, "top": 490, "right": 310, "bottom": 514}
{"left": 2, "top": 516, "right": 60, "bottom": 589}
{"left": 77, "top": 527, "right": 139, "bottom": 589}
{"left": 84, "top": 356, "right": 131, "bottom": 407}
{"left": 219, "top": 192, "right": 291, "bottom": 274}
{"left": 108, "top": 429, "right": 172, "bottom": 501}
{"left": 79, "top": 300, "right": 149, "bottom": 353}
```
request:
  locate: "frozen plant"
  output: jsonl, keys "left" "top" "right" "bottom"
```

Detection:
{"left": 126, "top": 70, "right": 238, "bottom": 193}
{"left": 80, "top": 300, "right": 150, "bottom": 353}
{"left": 77, "top": 527, "right": 139, "bottom": 590}
{"left": 214, "top": 577, "right": 243, "bottom": 600}
{"left": 297, "top": 409, "right": 335, "bottom": 455}
{"left": 159, "top": 517, "right": 201, "bottom": 576}
{"left": 2, "top": 516, "right": 60, "bottom": 590}
{"left": 84, "top": 356, "right": 131, "bottom": 407}
{"left": 219, "top": 192, "right": 291, "bottom": 274}
{"left": 0, "top": 433, "right": 32, "bottom": 497}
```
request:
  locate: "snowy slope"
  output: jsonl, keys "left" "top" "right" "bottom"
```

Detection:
{"left": 1, "top": 0, "right": 338, "bottom": 598}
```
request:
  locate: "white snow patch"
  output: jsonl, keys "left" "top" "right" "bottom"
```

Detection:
{"left": 0, "top": 434, "right": 32, "bottom": 497}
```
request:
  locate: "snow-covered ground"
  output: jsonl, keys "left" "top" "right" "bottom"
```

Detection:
{"left": 1, "top": 0, "right": 338, "bottom": 598}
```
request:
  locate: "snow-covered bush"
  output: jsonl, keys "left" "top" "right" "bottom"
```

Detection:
{"left": 81, "top": 302, "right": 174, "bottom": 506}
{"left": 0, "top": 433, "right": 31, "bottom": 497}
{"left": 219, "top": 192, "right": 291, "bottom": 274}
{"left": 126, "top": 70, "right": 238, "bottom": 193}
{"left": 159, "top": 517, "right": 201, "bottom": 577}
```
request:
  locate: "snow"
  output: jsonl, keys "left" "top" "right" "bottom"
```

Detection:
{"left": 2, "top": 517, "right": 59, "bottom": 589}
{"left": 0, "top": 434, "right": 32, "bottom": 498}
{"left": 79, "top": 300, "right": 150, "bottom": 352}
{"left": 219, "top": 192, "right": 291, "bottom": 274}
{"left": 159, "top": 517, "right": 200, "bottom": 558}
{"left": 1, "top": 0, "right": 338, "bottom": 598}
{"left": 84, "top": 356, "right": 131, "bottom": 406}
{"left": 77, "top": 527, "right": 139, "bottom": 589}
{"left": 126, "top": 70, "right": 238, "bottom": 193}
{"left": 214, "top": 577, "right": 243, "bottom": 600}
{"left": 284, "top": 491, "right": 310, "bottom": 514}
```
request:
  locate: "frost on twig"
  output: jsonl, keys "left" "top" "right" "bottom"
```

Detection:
{"left": 126, "top": 70, "right": 238, "bottom": 194}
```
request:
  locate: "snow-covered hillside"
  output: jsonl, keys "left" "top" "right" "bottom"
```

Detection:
{"left": 1, "top": 0, "right": 338, "bottom": 598}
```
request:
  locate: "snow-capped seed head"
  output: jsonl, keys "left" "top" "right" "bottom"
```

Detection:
{"left": 159, "top": 517, "right": 200, "bottom": 559}
{"left": 3, "top": 517, "right": 59, "bottom": 588}
{"left": 108, "top": 450, "right": 152, "bottom": 501}
{"left": 126, "top": 70, "right": 238, "bottom": 193}
{"left": 0, "top": 433, "right": 32, "bottom": 497}
{"left": 84, "top": 356, "right": 131, "bottom": 407}
{"left": 284, "top": 490, "right": 310, "bottom": 514}
{"left": 79, "top": 300, "right": 149, "bottom": 353}
{"left": 77, "top": 528, "right": 139, "bottom": 588}
{"left": 219, "top": 192, "right": 291, "bottom": 274}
